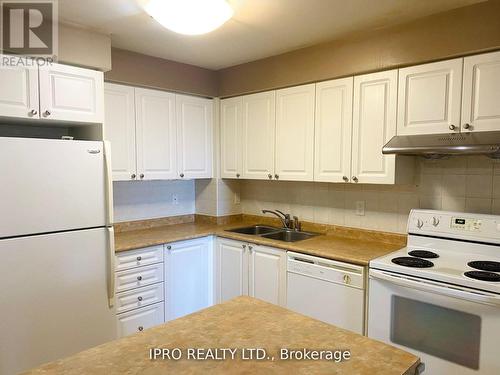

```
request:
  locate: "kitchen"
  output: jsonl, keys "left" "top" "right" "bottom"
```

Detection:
{"left": 1, "top": 0, "right": 500, "bottom": 374}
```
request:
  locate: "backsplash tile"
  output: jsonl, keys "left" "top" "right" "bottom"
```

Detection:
{"left": 240, "top": 156, "right": 500, "bottom": 234}
{"left": 114, "top": 180, "right": 195, "bottom": 222}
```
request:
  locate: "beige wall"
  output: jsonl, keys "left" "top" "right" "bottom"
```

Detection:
{"left": 241, "top": 157, "right": 500, "bottom": 234}
{"left": 105, "top": 48, "right": 218, "bottom": 97}
{"left": 217, "top": 0, "right": 500, "bottom": 97}
{"left": 58, "top": 24, "right": 112, "bottom": 71}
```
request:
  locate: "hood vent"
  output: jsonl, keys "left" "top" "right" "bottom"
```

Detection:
{"left": 382, "top": 131, "right": 500, "bottom": 159}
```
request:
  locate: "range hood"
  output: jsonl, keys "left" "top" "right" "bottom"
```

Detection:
{"left": 382, "top": 131, "right": 500, "bottom": 158}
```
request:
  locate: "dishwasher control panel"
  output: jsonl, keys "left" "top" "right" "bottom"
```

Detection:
{"left": 287, "top": 252, "right": 365, "bottom": 289}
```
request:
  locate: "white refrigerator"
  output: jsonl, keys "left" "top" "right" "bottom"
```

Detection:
{"left": 0, "top": 137, "right": 117, "bottom": 374}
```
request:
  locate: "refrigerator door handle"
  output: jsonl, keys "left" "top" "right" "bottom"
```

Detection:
{"left": 103, "top": 141, "right": 114, "bottom": 226}
{"left": 107, "top": 226, "right": 115, "bottom": 307}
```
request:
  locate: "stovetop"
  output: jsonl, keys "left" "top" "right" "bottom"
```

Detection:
{"left": 370, "top": 209, "right": 500, "bottom": 294}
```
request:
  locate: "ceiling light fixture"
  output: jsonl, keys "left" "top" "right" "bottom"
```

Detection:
{"left": 143, "top": 0, "right": 234, "bottom": 36}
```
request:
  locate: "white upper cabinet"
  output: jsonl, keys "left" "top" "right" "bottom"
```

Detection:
{"left": 216, "top": 238, "right": 248, "bottom": 303}
{"left": 314, "top": 77, "right": 353, "bottom": 183}
{"left": 352, "top": 70, "right": 398, "bottom": 184}
{"left": 241, "top": 91, "right": 276, "bottom": 180}
{"left": 397, "top": 59, "right": 463, "bottom": 135}
{"left": 275, "top": 84, "right": 315, "bottom": 181}
{"left": 248, "top": 244, "right": 286, "bottom": 307}
{"left": 104, "top": 83, "right": 137, "bottom": 181}
{"left": 0, "top": 55, "right": 39, "bottom": 119}
{"left": 39, "top": 62, "right": 104, "bottom": 124}
{"left": 220, "top": 97, "right": 242, "bottom": 179}
{"left": 462, "top": 51, "right": 500, "bottom": 133}
{"left": 135, "top": 88, "right": 177, "bottom": 180}
{"left": 176, "top": 94, "right": 213, "bottom": 179}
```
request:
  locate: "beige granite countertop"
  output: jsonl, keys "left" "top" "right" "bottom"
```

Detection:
{"left": 115, "top": 216, "right": 406, "bottom": 266}
{"left": 25, "top": 297, "right": 419, "bottom": 375}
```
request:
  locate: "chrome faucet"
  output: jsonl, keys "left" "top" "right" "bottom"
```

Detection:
{"left": 262, "top": 209, "right": 292, "bottom": 229}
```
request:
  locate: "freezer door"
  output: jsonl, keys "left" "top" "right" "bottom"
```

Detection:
{"left": 0, "top": 228, "right": 117, "bottom": 374}
{"left": 0, "top": 137, "right": 107, "bottom": 238}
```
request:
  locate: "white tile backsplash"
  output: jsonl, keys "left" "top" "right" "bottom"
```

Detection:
{"left": 240, "top": 156, "right": 500, "bottom": 234}
{"left": 113, "top": 180, "right": 195, "bottom": 222}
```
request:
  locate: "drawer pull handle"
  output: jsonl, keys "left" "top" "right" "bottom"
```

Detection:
{"left": 343, "top": 274, "right": 351, "bottom": 284}
{"left": 136, "top": 256, "right": 142, "bottom": 261}
{"left": 166, "top": 245, "right": 172, "bottom": 250}
{"left": 137, "top": 296, "right": 143, "bottom": 301}
{"left": 137, "top": 276, "right": 142, "bottom": 281}
{"left": 138, "top": 326, "right": 144, "bottom": 332}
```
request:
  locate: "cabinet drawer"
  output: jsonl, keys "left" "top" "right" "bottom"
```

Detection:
{"left": 116, "top": 283, "right": 164, "bottom": 314}
{"left": 116, "top": 302, "right": 164, "bottom": 338}
{"left": 115, "top": 245, "right": 164, "bottom": 271}
{"left": 115, "top": 263, "right": 163, "bottom": 293}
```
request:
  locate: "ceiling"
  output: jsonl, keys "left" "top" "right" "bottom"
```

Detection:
{"left": 58, "top": 0, "right": 482, "bottom": 70}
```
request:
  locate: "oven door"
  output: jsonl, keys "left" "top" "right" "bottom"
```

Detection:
{"left": 368, "top": 269, "right": 500, "bottom": 375}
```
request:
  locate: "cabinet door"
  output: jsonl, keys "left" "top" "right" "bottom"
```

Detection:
{"left": 352, "top": 70, "right": 398, "bottom": 184}
{"left": 39, "top": 62, "right": 104, "bottom": 123}
{"left": 275, "top": 84, "right": 315, "bottom": 181}
{"left": 176, "top": 94, "right": 213, "bottom": 179}
{"left": 215, "top": 238, "right": 248, "bottom": 303}
{"left": 0, "top": 55, "right": 39, "bottom": 119}
{"left": 241, "top": 91, "right": 276, "bottom": 180}
{"left": 397, "top": 59, "right": 463, "bottom": 135}
{"left": 248, "top": 245, "right": 286, "bottom": 306}
{"left": 135, "top": 88, "right": 177, "bottom": 180}
{"left": 165, "top": 237, "right": 214, "bottom": 321}
{"left": 314, "top": 77, "right": 353, "bottom": 183}
{"left": 220, "top": 97, "right": 243, "bottom": 179}
{"left": 104, "top": 83, "right": 137, "bottom": 181}
{"left": 462, "top": 51, "right": 500, "bottom": 132}
{"left": 116, "top": 302, "right": 164, "bottom": 338}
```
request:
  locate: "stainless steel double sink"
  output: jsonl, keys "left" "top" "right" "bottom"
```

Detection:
{"left": 225, "top": 225, "right": 319, "bottom": 242}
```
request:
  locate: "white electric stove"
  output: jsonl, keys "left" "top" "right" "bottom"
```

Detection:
{"left": 368, "top": 210, "right": 500, "bottom": 375}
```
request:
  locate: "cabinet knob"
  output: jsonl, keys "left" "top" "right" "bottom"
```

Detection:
{"left": 29, "top": 109, "right": 38, "bottom": 116}
{"left": 463, "top": 123, "right": 471, "bottom": 130}
{"left": 242, "top": 245, "right": 247, "bottom": 251}
{"left": 43, "top": 110, "right": 51, "bottom": 117}
{"left": 248, "top": 245, "right": 253, "bottom": 253}
{"left": 343, "top": 274, "right": 351, "bottom": 284}
{"left": 352, "top": 176, "right": 358, "bottom": 183}
{"left": 140, "top": 174, "right": 144, "bottom": 179}
{"left": 236, "top": 173, "right": 240, "bottom": 178}
{"left": 136, "top": 256, "right": 142, "bottom": 261}
{"left": 268, "top": 174, "right": 272, "bottom": 179}
{"left": 449, "top": 124, "right": 456, "bottom": 131}
{"left": 138, "top": 326, "right": 144, "bottom": 332}
{"left": 342, "top": 176, "right": 349, "bottom": 182}
{"left": 137, "top": 296, "right": 143, "bottom": 301}
{"left": 180, "top": 173, "right": 184, "bottom": 178}
{"left": 274, "top": 174, "right": 279, "bottom": 180}
{"left": 131, "top": 174, "right": 136, "bottom": 179}
{"left": 137, "top": 276, "right": 142, "bottom": 281}
{"left": 167, "top": 245, "right": 172, "bottom": 250}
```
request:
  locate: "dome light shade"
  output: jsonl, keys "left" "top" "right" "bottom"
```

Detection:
{"left": 143, "top": 0, "right": 234, "bottom": 35}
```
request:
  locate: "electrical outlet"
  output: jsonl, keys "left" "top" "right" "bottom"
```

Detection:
{"left": 355, "top": 201, "right": 365, "bottom": 216}
{"left": 234, "top": 191, "right": 241, "bottom": 205}
{"left": 172, "top": 194, "right": 179, "bottom": 205}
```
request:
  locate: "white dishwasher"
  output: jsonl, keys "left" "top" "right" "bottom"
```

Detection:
{"left": 286, "top": 251, "right": 365, "bottom": 334}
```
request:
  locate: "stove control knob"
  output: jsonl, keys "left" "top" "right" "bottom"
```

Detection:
{"left": 432, "top": 217, "right": 440, "bottom": 227}
{"left": 416, "top": 219, "right": 424, "bottom": 229}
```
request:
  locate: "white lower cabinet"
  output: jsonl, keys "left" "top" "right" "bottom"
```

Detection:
{"left": 216, "top": 238, "right": 286, "bottom": 306}
{"left": 116, "top": 302, "right": 165, "bottom": 338}
{"left": 165, "top": 237, "right": 214, "bottom": 321}
{"left": 248, "top": 244, "right": 287, "bottom": 306}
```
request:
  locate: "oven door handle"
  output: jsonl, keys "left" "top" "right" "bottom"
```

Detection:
{"left": 370, "top": 269, "right": 500, "bottom": 307}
